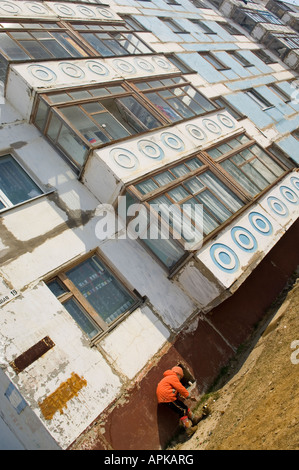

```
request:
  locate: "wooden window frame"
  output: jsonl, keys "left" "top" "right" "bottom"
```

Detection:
{"left": 202, "top": 133, "right": 289, "bottom": 198}
{"left": 46, "top": 250, "right": 142, "bottom": 343}
{"left": 0, "top": 21, "right": 88, "bottom": 60}
{"left": 131, "top": 75, "right": 217, "bottom": 123}
{"left": 124, "top": 146, "right": 249, "bottom": 270}
{"left": 213, "top": 97, "right": 245, "bottom": 121}
{"left": 31, "top": 75, "right": 217, "bottom": 173}
{"left": 68, "top": 22, "right": 154, "bottom": 57}
{"left": 123, "top": 132, "right": 289, "bottom": 272}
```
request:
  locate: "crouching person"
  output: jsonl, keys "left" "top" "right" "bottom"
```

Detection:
{"left": 156, "top": 366, "right": 198, "bottom": 435}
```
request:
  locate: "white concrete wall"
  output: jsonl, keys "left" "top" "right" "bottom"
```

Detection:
{"left": 0, "top": 101, "right": 196, "bottom": 448}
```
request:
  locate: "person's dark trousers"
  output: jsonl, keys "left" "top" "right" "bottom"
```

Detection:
{"left": 164, "top": 399, "right": 189, "bottom": 418}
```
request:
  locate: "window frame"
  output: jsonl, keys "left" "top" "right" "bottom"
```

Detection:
{"left": 229, "top": 51, "right": 254, "bottom": 68}
{"left": 120, "top": 15, "right": 147, "bottom": 32}
{"left": 46, "top": 250, "right": 142, "bottom": 343}
{"left": 122, "top": 132, "right": 289, "bottom": 272}
{"left": 203, "top": 133, "right": 288, "bottom": 198}
{"left": 190, "top": 19, "right": 217, "bottom": 35}
{"left": 159, "top": 17, "right": 188, "bottom": 34}
{"left": 245, "top": 88, "right": 274, "bottom": 110}
{"left": 69, "top": 21, "right": 154, "bottom": 57}
{"left": 268, "top": 83, "right": 291, "bottom": 103}
{"left": 0, "top": 151, "right": 49, "bottom": 213}
{"left": 0, "top": 21, "right": 88, "bottom": 61}
{"left": 291, "top": 129, "right": 299, "bottom": 140}
{"left": 201, "top": 52, "right": 230, "bottom": 71}
{"left": 124, "top": 147, "right": 248, "bottom": 270}
{"left": 217, "top": 22, "right": 242, "bottom": 36}
{"left": 32, "top": 81, "right": 167, "bottom": 172}
{"left": 131, "top": 75, "right": 217, "bottom": 123}
{"left": 32, "top": 75, "right": 217, "bottom": 172}
{"left": 213, "top": 96, "right": 244, "bottom": 121}
{"left": 252, "top": 49, "right": 277, "bottom": 65}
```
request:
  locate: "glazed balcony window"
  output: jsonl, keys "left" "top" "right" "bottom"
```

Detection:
{"left": 205, "top": 134, "right": 286, "bottom": 197}
{"left": 32, "top": 77, "right": 216, "bottom": 172}
{"left": 0, "top": 22, "right": 87, "bottom": 61}
{"left": 70, "top": 23, "right": 152, "bottom": 56}
{"left": 123, "top": 134, "right": 288, "bottom": 271}
{"left": 265, "top": 33, "right": 299, "bottom": 59}
{"left": 134, "top": 77, "right": 216, "bottom": 122}
{"left": 234, "top": 9, "right": 283, "bottom": 33}
{"left": 0, "top": 154, "right": 44, "bottom": 211}
{"left": 47, "top": 253, "right": 140, "bottom": 341}
{"left": 125, "top": 156, "right": 246, "bottom": 269}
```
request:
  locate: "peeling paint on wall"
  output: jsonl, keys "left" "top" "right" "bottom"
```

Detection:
{"left": 39, "top": 373, "right": 87, "bottom": 421}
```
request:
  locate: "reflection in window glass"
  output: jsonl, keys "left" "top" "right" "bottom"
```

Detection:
{"left": 57, "top": 124, "right": 88, "bottom": 167}
{"left": 66, "top": 256, "right": 136, "bottom": 325}
{"left": 47, "top": 279, "right": 67, "bottom": 298}
{"left": 64, "top": 298, "right": 100, "bottom": 339}
{"left": 0, "top": 155, "right": 42, "bottom": 207}
{"left": 47, "top": 113, "right": 88, "bottom": 167}
{"left": 0, "top": 33, "right": 30, "bottom": 59}
{"left": 34, "top": 99, "right": 48, "bottom": 131}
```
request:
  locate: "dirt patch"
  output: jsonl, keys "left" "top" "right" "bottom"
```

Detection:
{"left": 169, "top": 269, "right": 299, "bottom": 451}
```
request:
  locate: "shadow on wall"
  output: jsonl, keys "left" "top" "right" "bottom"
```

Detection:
{"left": 70, "top": 219, "right": 299, "bottom": 451}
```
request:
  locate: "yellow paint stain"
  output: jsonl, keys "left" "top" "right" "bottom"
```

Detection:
{"left": 39, "top": 372, "right": 87, "bottom": 420}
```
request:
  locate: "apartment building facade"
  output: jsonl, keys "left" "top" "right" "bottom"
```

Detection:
{"left": 0, "top": 0, "right": 298, "bottom": 450}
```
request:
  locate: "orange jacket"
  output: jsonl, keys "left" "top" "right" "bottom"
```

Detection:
{"left": 156, "top": 369, "right": 189, "bottom": 403}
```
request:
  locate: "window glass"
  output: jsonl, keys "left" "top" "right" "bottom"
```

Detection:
{"left": 34, "top": 99, "right": 48, "bottom": 131}
{"left": 64, "top": 298, "right": 100, "bottom": 339}
{"left": 154, "top": 171, "right": 175, "bottom": 186}
{"left": 61, "top": 106, "right": 111, "bottom": 144}
{"left": 117, "top": 96, "right": 161, "bottom": 131}
{"left": 92, "top": 111, "right": 130, "bottom": 140}
{"left": 0, "top": 32, "right": 30, "bottom": 59}
{"left": 146, "top": 92, "right": 181, "bottom": 122}
{"left": 143, "top": 233, "right": 185, "bottom": 269}
{"left": 47, "top": 113, "right": 62, "bottom": 141}
{"left": 82, "top": 33, "right": 115, "bottom": 56}
{"left": 0, "top": 155, "right": 42, "bottom": 206}
{"left": 49, "top": 93, "right": 72, "bottom": 104}
{"left": 66, "top": 256, "right": 136, "bottom": 325}
{"left": 51, "top": 32, "right": 83, "bottom": 57}
{"left": 251, "top": 145, "right": 284, "bottom": 177}
{"left": 200, "top": 171, "right": 243, "bottom": 211}
{"left": 47, "top": 279, "right": 68, "bottom": 298}
{"left": 206, "top": 136, "right": 285, "bottom": 197}
{"left": 57, "top": 124, "right": 89, "bottom": 166}
{"left": 136, "top": 179, "right": 159, "bottom": 195}
{"left": 19, "top": 39, "right": 52, "bottom": 58}
{"left": 220, "top": 160, "right": 260, "bottom": 196}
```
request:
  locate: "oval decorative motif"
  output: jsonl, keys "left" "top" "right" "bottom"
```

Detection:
{"left": 248, "top": 211, "right": 273, "bottom": 235}
{"left": 59, "top": 62, "right": 85, "bottom": 79}
{"left": 110, "top": 148, "right": 139, "bottom": 169}
{"left": 210, "top": 243, "right": 240, "bottom": 273}
{"left": 27, "top": 64, "right": 57, "bottom": 82}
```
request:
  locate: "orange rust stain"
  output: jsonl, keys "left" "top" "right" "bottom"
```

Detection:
{"left": 39, "top": 372, "right": 87, "bottom": 420}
